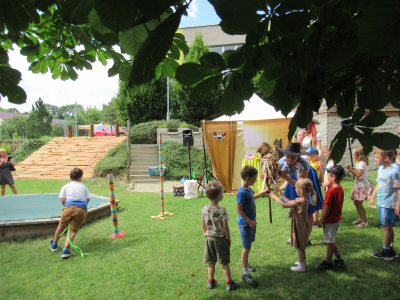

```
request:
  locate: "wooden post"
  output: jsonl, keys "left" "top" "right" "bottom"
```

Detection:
{"left": 126, "top": 120, "right": 131, "bottom": 182}
{"left": 89, "top": 124, "right": 94, "bottom": 137}
{"left": 67, "top": 125, "right": 72, "bottom": 138}
{"left": 115, "top": 124, "right": 120, "bottom": 137}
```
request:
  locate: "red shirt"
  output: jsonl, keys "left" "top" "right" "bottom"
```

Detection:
{"left": 323, "top": 186, "right": 344, "bottom": 224}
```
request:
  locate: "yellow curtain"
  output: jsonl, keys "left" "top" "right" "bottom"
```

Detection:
{"left": 202, "top": 120, "right": 237, "bottom": 192}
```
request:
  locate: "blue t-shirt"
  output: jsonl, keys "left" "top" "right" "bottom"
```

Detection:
{"left": 278, "top": 156, "right": 310, "bottom": 178}
{"left": 236, "top": 186, "right": 256, "bottom": 225}
{"left": 377, "top": 166, "right": 400, "bottom": 209}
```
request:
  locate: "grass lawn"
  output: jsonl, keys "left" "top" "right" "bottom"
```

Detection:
{"left": 1, "top": 171, "right": 399, "bottom": 300}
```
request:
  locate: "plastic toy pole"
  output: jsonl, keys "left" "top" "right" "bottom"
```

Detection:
{"left": 160, "top": 133, "right": 164, "bottom": 217}
{"left": 150, "top": 134, "right": 174, "bottom": 219}
{"left": 108, "top": 174, "right": 126, "bottom": 238}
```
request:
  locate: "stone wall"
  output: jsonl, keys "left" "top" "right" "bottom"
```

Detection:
{"left": 314, "top": 101, "right": 400, "bottom": 170}
{"left": 157, "top": 128, "right": 203, "bottom": 148}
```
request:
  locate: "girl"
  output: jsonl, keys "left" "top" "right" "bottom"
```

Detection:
{"left": 346, "top": 147, "right": 370, "bottom": 228}
{"left": 322, "top": 143, "right": 335, "bottom": 192}
{"left": 270, "top": 178, "right": 316, "bottom": 272}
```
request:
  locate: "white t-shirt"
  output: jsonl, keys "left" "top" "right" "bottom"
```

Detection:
{"left": 59, "top": 181, "right": 91, "bottom": 210}
{"left": 355, "top": 161, "right": 369, "bottom": 184}
{"left": 298, "top": 131, "right": 322, "bottom": 149}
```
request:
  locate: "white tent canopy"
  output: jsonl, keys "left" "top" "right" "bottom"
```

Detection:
{"left": 213, "top": 94, "right": 294, "bottom": 121}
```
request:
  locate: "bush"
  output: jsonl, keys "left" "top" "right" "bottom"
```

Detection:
{"left": 94, "top": 139, "right": 127, "bottom": 177}
{"left": 163, "top": 141, "right": 210, "bottom": 181}
{"left": 0, "top": 144, "right": 12, "bottom": 153}
{"left": 12, "top": 139, "right": 48, "bottom": 164}
{"left": 130, "top": 119, "right": 198, "bottom": 144}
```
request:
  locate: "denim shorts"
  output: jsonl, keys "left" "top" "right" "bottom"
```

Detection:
{"left": 380, "top": 207, "right": 396, "bottom": 226}
{"left": 238, "top": 223, "right": 256, "bottom": 249}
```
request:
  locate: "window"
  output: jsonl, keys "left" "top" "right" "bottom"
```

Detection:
{"left": 95, "top": 126, "right": 103, "bottom": 130}
{"left": 210, "top": 46, "right": 222, "bottom": 54}
{"left": 210, "top": 44, "right": 243, "bottom": 54}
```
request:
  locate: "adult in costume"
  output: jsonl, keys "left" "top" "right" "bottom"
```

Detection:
{"left": 276, "top": 143, "right": 323, "bottom": 245}
{"left": 297, "top": 118, "right": 323, "bottom": 172}
{"left": 0, "top": 149, "right": 17, "bottom": 196}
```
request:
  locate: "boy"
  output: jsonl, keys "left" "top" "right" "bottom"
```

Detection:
{"left": 202, "top": 182, "right": 240, "bottom": 291}
{"left": 304, "top": 146, "right": 321, "bottom": 227}
{"left": 49, "top": 168, "right": 91, "bottom": 258}
{"left": 369, "top": 149, "right": 400, "bottom": 260}
{"left": 304, "top": 147, "right": 321, "bottom": 178}
{"left": 316, "top": 165, "right": 346, "bottom": 270}
{"left": 237, "top": 165, "right": 269, "bottom": 284}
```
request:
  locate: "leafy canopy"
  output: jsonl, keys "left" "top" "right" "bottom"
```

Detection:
{"left": 1, "top": 0, "right": 400, "bottom": 161}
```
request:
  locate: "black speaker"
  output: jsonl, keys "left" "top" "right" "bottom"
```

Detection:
{"left": 183, "top": 129, "right": 194, "bottom": 146}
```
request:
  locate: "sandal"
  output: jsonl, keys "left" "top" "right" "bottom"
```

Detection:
{"left": 355, "top": 222, "right": 370, "bottom": 228}
{"left": 352, "top": 219, "right": 362, "bottom": 225}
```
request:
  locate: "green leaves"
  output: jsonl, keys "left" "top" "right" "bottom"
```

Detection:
{"left": 128, "top": 6, "right": 185, "bottom": 87}
{"left": 357, "top": 111, "right": 387, "bottom": 128}
{"left": 0, "top": 66, "right": 26, "bottom": 104}
{"left": 208, "top": 0, "right": 260, "bottom": 35}
{"left": 189, "top": 74, "right": 223, "bottom": 103}
{"left": 220, "top": 72, "right": 254, "bottom": 115}
{"left": 371, "top": 133, "right": 400, "bottom": 150}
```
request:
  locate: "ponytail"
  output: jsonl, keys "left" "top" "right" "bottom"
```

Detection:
{"left": 310, "top": 189, "right": 317, "bottom": 206}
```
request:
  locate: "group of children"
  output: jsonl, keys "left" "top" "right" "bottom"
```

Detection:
{"left": 201, "top": 147, "right": 400, "bottom": 290}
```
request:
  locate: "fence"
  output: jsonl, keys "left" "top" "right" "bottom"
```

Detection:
{"left": 0, "top": 140, "right": 24, "bottom": 153}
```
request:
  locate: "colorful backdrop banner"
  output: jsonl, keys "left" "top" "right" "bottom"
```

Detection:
{"left": 243, "top": 118, "right": 293, "bottom": 154}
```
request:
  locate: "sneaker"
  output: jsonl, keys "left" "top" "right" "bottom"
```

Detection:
{"left": 49, "top": 240, "right": 58, "bottom": 252}
{"left": 376, "top": 223, "right": 383, "bottom": 229}
{"left": 388, "top": 249, "right": 398, "bottom": 259}
{"left": 333, "top": 258, "right": 346, "bottom": 267}
{"left": 285, "top": 239, "right": 291, "bottom": 244}
{"left": 62, "top": 248, "right": 73, "bottom": 258}
{"left": 315, "top": 259, "right": 333, "bottom": 270}
{"left": 241, "top": 264, "right": 256, "bottom": 272}
{"left": 241, "top": 273, "right": 258, "bottom": 285}
{"left": 295, "top": 261, "right": 308, "bottom": 267}
{"left": 307, "top": 240, "right": 312, "bottom": 247}
{"left": 207, "top": 279, "right": 217, "bottom": 289}
{"left": 370, "top": 249, "right": 394, "bottom": 261}
{"left": 226, "top": 281, "right": 240, "bottom": 291}
{"left": 313, "top": 221, "right": 318, "bottom": 228}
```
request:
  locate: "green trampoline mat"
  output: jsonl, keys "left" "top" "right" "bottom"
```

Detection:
{"left": 0, "top": 194, "right": 109, "bottom": 221}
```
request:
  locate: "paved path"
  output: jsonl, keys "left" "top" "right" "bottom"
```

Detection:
{"left": 126, "top": 181, "right": 182, "bottom": 193}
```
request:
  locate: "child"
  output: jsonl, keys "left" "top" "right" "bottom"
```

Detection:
{"left": 369, "top": 149, "right": 400, "bottom": 260}
{"left": 316, "top": 165, "right": 346, "bottom": 270}
{"left": 270, "top": 179, "right": 315, "bottom": 272}
{"left": 304, "top": 147, "right": 320, "bottom": 178}
{"left": 237, "top": 165, "right": 269, "bottom": 285}
{"left": 201, "top": 182, "right": 240, "bottom": 291}
{"left": 346, "top": 147, "right": 370, "bottom": 228}
{"left": 304, "top": 147, "right": 321, "bottom": 227}
{"left": 322, "top": 143, "right": 335, "bottom": 192}
{"left": 49, "top": 168, "right": 91, "bottom": 258}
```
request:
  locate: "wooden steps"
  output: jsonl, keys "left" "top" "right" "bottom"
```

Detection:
{"left": 13, "top": 137, "right": 126, "bottom": 180}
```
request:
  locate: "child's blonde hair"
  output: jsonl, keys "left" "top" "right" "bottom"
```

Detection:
{"left": 0, "top": 149, "right": 7, "bottom": 154}
{"left": 353, "top": 146, "right": 368, "bottom": 165}
{"left": 295, "top": 178, "right": 316, "bottom": 205}
{"left": 373, "top": 148, "right": 395, "bottom": 160}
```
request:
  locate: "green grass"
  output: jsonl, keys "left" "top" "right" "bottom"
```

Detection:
{"left": 1, "top": 171, "right": 399, "bottom": 300}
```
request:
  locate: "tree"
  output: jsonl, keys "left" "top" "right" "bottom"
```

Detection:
{"left": 26, "top": 98, "right": 53, "bottom": 138}
{"left": 101, "top": 98, "right": 119, "bottom": 125}
{"left": 3, "top": 115, "right": 28, "bottom": 139}
{"left": 115, "top": 76, "right": 168, "bottom": 125}
{"left": 76, "top": 106, "right": 101, "bottom": 124}
{"left": 2, "top": 1, "right": 400, "bottom": 161}
{"left": 170, "top": 32, "right": 223, "bottom": 126}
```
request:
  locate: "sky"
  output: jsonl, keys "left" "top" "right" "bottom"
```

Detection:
{"left": 0, "top": 1, "right": 221, "bottom": 113}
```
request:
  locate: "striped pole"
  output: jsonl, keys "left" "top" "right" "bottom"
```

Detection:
{"left": 108, "top": 174, "right": 126, "bottom": 238}
{"left": 159, "top": 133, "right": 164, "bottom": 217}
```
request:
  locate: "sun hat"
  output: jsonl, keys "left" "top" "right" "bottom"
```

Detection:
{"left": 310, "top": 118, "right": 320, "bottom": 125}
{"left": 303, "top": 147, "right": 319, "bottom": 156}
{"left": 277, "top": 142, "right": 303, "bottom": 156}
{"left": 326, "top": 165, "right": 345, "bottom": 180}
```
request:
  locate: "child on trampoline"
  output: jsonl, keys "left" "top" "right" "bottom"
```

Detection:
{"left": 49, "top": 167, "right": 91, "bottom": 258}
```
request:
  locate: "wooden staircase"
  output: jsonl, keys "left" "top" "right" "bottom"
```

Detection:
{"left": 130, "top": 144, "right": 160, "bottom": 183}
{"left": 14, "top": 137, "right": 126, "bottom": 180}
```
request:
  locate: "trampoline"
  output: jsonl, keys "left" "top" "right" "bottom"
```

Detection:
{"left": 0, "top": 193, "right": 118, "bottom": 241}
